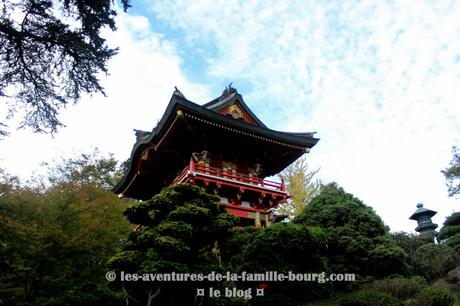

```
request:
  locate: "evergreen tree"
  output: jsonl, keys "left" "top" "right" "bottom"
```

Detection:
{"left": 0, "top": 0, "right": 130, "bottom": 136}
{"left": 108, "top": 184, "right": 239, "bottom": 306}
{"left": 294, "top": 183, "right": 408, "bottom": 278}
{"left": 222, "top": 223, "right": 330, "bottom": 306}
{"left": 439, "top": 212, "right": 460, "bottom": 254}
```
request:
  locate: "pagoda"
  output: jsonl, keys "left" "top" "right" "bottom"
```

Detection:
{"left": 113, "top": 85, "right": 319, "bottom": 227}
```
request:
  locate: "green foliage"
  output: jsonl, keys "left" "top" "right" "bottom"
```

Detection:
{"left": 34, "top": 282, "right": 125, "bottom": 306}
{"left": 302, "top": 300, "right": 340, "bottom": 306}
{"left": 278, "top": 156, "right": 321, "bottom": 218}
{"left": 413, "top": 243, "right": 460, "bottom": 281}
{"left": 442, "top": 146, "right": 460, "bottom": 197}
{"left": 295, "top": 183, "right": 408, "bottom": 278}
{"left": 340, "top": 290, "right": 403, "bottom": 306}
{"left": 372, "top": 276, "right": 427, "bottom": 300}
{"left": 0, "top": 153, "right": 131, "bottom": 305}
{"left": 0, "top": 0, "right": 131, "bottom": 136}
{"left": 440, "top": 225, "right": 460, "bottom": 240}
{"left": 43, "top": 150, "right": 125, "bottom": 189}
{"left": 295, "top": 183, "right": 386, "bottom": 236}
{"left": 391, "top": 231, "right": 432, "bottom": 272}
{"left": 238, "top": 223, "right": 327, "bottom": 271}
{"left": 391, "top": 232, "right": 433, "bottom": 256}
{"left": 443, "top": 212, "right": 460, "bottom": 227}
{"left": 407, "top": 286, "right": 456, "bottom": 306}
{"left": 439, "top": 212, "right": 460, "bottom": 254}
{"left": 222, "top": 223, "right": 331, "bottom": 306}
{"left": 109, "top": 184, "right": 239, "bottom": 306}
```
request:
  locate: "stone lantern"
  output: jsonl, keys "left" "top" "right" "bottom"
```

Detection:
{"left": 409, "top": 203, "right": 438, "bottom": 239}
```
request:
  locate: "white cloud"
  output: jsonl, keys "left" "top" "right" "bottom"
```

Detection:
{"left": 2, "top": 1, "right": 459, "bottom": 233}
{"left": 149, "top": 0, "right": 460, "bottom": 232}
{"left": 0, "top": 11, "right": 210, "bottom": 178}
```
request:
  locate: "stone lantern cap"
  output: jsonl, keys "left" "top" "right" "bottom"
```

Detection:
{"left": 409, "top": 203, "right": 437, "bottom": 220}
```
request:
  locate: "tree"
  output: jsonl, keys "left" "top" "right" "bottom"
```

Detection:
{"left": 108, "top": 184, "right": 239, "bottom": 306}
{"left": 441, "top": 146, "right": 460, "bottom": 197}
{"left": 0, "top": 0, "right": 131, "bottom": 137}
{"left": 0, "top": 153, "right": 131, "bottom": 305}
{"left": 277, "top": 156, "right": 320, "bottom": 218}
{"left": 294, "top": 183, "right": 408, "bottom": 278}
{"left": 391, "top": 232, "right": 432, "bottom": 273}
{"left": 439, "top": 212, "right": 460, "bottom": 254}
{"left": 43, "top": 149, "right": 124, "bottom": 189}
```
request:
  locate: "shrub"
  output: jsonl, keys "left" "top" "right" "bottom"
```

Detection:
{"left": 372, "top": 276, "right": 426, "bottom": 300}
{"left": 407, "top": 287, "right": 455, "bottom": 306}
{"left": 340, "top": 290, "right": 403, "bottom": 306}
{"left": 413, "top": 243, "right": 459, "bottom": 280}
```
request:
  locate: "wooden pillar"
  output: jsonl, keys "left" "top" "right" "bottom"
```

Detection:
{"left": 255, "top": 212, "right": 261, "bottom": 228}
{"left": 265, "top": 213, "right": 271, "bottom": 227}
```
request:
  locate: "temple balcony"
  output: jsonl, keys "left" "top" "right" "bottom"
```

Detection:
{"left": 172, "top": 159, "right": 287, "bottom": 196}
{"left": 172, "top": 158, "right": 288, "bottom": 227}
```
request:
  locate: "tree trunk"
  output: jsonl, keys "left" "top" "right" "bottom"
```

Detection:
{"left": 146, "top": 287, "right": 161, "bottom": 306}
{"left": 122, "top": 283, "right": 142, "bottom": 305}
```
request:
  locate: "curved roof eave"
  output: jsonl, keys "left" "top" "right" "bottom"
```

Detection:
{"left": 113, "top": 93, "right": 320, "bottom": 195}
{"left": 112, "top": 93, "right": 188, "bottom": 195}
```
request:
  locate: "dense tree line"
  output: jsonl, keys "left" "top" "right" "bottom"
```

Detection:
{"left": 109, "top": 182, "right": 459, "bottom": 306}
{"left": 1, "top": 153, "right": 460, "bottom": 305}
{"left": 0, "top": 152, "right": 131, "bottom": 305}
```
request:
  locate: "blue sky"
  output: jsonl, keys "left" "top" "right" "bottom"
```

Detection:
{"left": 1, "top": 0, "right": 460, "bottom": 232}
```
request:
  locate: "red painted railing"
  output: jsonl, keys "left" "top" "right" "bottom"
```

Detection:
{"left": 173, "top": 159, "right": 286, "bottom": 191}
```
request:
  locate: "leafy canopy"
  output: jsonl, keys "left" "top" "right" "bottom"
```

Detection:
{"left": 0, "top": 0, "right": 130, "bottom": 136}
{"left": 278, "top": 156, "right": 321, "bottom": 218}
{"left": 0, "top": 153, "right": 131, "bottom": 305}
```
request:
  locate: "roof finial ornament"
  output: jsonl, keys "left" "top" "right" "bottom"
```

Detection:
{"left": 221, "top": 82, "right": 237, "bottom": 97}
{"left": 174, "top": 86, "right": 185, "bottom": 98}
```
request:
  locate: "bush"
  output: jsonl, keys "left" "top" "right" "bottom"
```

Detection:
{"left": 413, "top": 243, "right": 459, "bottom": 280}
{"left": 372, "top": 276, "right": 426, "bottom": 300}
{"left": 407, "top": 287, "right": 455, "bottom": 306}
{"left": 340, "top": 290, "right": 403, "bottom": 306}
